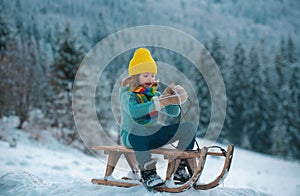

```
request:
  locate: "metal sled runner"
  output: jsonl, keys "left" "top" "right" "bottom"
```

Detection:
{"left": 91, "top": 144, "right": 234, "bottom": 192}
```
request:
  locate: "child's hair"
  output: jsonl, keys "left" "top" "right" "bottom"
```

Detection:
{"left": 122, "top": 74, "right": 159, "bottom": 90}
{"left": 122, "top": 75, "right": 140, "bottom": 90}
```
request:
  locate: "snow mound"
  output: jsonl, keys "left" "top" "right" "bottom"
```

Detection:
{"left": 0, "top": 172, "right": 101, "bottom": 195}
{"left": 1, "top": 119, "right": 298, "bottom": 195}
{"left": 0, "top": 172, "right": 269, "bottom": 196}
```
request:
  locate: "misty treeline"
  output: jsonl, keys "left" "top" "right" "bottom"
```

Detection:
{"left": 0, "top": 1, "right": 299, "bottom": 160}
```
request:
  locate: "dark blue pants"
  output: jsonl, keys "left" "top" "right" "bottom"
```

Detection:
{"left": 128, "top": 122, "right": 196, "bottom": 166}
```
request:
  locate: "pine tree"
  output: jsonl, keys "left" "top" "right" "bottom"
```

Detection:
{"left": 272, "top": 38, "right": 291, "bottom": 154}
{"left": 51, "top": 23, "right": 85, "bottom": 134}
{"left": 210, "top": 33, "right": 227, "bottom": 71}
{"left": 207, "top": 35, "right": 230, "bottom": 141}
{"left": 243, "top": 45, "right": 272, "bottom": 152}
{"left": 52, "top": 23, "right": 85, "bottom": 93}
{"left": 259, "top": 39, "right": 269, "bottom": 66}
{"left": 0, "top": 3, "right": 16, "bottom": 118}
{"left": 274, "top": 37, "right": 290, "bottom": 85}
{"left": 92, "top": 12, "right": 107, "bottom": 45}
{"left": 197, "top": 47, "right": 212, "bottom": 137}
{"left": 226, "top": 42, "right": 247, "bottom": 145}
{"left": 269, "top": 37, "right": 300, "bottom": 157}
{"left": 287, "top": 35, "right": 297, "bottom": 64}
{"left": 0, "top": 3, "right": 14, "bottom": 56}
{"left": 286, "top": 63, "right": 300, "bottom": 159}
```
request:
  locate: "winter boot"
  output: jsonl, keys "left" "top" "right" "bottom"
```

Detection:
{"left": 173, "top": 159, "right": 191, "bottom": 183}
{"left": 139, "top": 159, "right": 164, "bottom": 188}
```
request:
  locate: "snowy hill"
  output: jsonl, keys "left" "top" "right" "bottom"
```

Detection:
{"left": 1, "top": 118, "right": 299, "bottom": 196}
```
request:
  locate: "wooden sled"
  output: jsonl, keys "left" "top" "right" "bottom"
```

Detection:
{"left": 91, "top": 144, "right": 234, "bottom": 192}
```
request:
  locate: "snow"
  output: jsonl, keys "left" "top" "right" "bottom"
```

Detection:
{"left": 0, "top": 117, "right": 299, "bottom": 196}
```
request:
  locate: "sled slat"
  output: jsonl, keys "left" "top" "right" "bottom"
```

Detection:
{"left": 92, "top": 178, "right": 140, "bottom": 188}
{"left": 92, "top": 145, "right": 200, "bottom": 159}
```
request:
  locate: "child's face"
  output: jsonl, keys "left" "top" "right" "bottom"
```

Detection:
{"left": 139, "top": 72, "right": 156, "bottom": 88}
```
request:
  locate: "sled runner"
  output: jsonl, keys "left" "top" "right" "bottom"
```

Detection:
{"left": 91, "top": 144, "right": 234, "bottom": 192}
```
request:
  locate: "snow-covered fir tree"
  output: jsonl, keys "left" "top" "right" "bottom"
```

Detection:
{"left": 226, "top": 42, "right": 247, "bottom": 146}
{"left": 51, "top": 23, "right": 85, "bottom": 142}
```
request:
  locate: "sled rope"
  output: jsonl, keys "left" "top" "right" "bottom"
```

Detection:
{"left": 207, "top": 146, "right": 227, "bottom": 156}
{"left": 180, "top": 98, "right": 201, "bottom": 153}
{"left": 177, "top": 98, "right": 227, "bottom": 155}
{"left": 169, "top": 98, "right": 201, "bottom": 153}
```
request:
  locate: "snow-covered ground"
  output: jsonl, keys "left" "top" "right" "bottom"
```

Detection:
{"left": 0, "top": 117, "right": 299, "bottom": 196}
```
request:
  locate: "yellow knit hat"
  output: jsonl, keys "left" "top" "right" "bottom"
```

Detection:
{"left": 128, "top": 48, "right": 157, "bottom": 76}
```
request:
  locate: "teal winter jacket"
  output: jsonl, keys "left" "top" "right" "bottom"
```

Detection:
{"left": 119, "top": 86, "right": 180, "bottom": 148}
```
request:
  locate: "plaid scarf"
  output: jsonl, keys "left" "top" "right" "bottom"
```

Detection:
{"left": 132, "top": 85, "right": 158, "bottom": 125}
